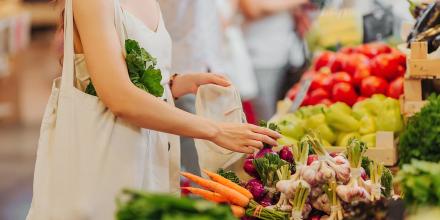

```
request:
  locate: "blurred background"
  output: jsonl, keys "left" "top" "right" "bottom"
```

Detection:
{"left": 0, "top": 0, "right": 416, "bottom": 219}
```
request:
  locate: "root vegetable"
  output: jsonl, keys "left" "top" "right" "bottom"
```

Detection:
{"left": 312, "top": 193, "right": 331, "bottom": 213}
{"left": 182, "top": 187, "right": 228, "bottom": 203}
{"left": 231, "top": 205, "right": 245, "bottom": 218}
{"left": 203, "top": 169, "right": 253, "bottom": 199}
{"left": 336, "top": 184, "right": 370, "bottom": 203}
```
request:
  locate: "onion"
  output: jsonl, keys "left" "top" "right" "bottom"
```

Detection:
{"left": 255, "top": 147, "right": 276, "bottom": 158}
{"left": 243, "top": 158, "right": 259, "bottom": 178}
{"left": 245, "top": 178, "right": 266, "bottom": 201}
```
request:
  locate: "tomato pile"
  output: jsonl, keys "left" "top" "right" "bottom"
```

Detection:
{"left": 287, "top": 43, "right": 406, "bottom": 107}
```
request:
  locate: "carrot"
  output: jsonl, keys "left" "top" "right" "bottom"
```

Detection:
{"left": 203, "top": 169, "right": 253, "bottom": 199}
{"left": 181, "top": 172, "right": 249, "bottom": 207}
{"left": 230, "top": 205, "right": 245, "bottom": 218}
{"left": 182, "top": 187, "right": 229, "bottom": 203}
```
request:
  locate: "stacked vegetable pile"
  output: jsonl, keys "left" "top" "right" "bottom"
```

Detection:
{"left": 287, "top": 42, "right": 406, "bottom": 107}
{"left": 275, "top": 95, "right": 403, "bottom": 148}
{"left": 182, "top": 131, "right": 394, "bottom": 220}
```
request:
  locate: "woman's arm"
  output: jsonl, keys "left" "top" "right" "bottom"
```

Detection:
{"left": 239, "top": 0, "right": 308, "bottom": 20}
{"left": 73, "top": 0, "right": 279, "bottom": 153}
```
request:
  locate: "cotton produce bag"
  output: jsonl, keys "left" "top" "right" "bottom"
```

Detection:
{"left": 195, "top": 84, "right": 246, "bottom": 173}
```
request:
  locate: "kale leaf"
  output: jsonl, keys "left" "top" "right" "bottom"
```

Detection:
{"left": 85, "top": 39, "right": 163, "bottom": 98}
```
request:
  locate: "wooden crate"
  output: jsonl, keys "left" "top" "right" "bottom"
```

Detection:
{"left": 326, "top": 131, "right": 397, "bottom": 166}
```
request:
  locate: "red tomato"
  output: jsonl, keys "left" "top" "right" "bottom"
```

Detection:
{"left": 318, "top": 98, "right": 333, "bottom": 106}
{"left": 361, "top": 76, "right": 389, "bottom": 97}
{"left": 387, "top": 76, "right": 404, "bottom": 99}
{"left": 397, "top": 65, "right": 406, "bottom": 77}
{"left": 314, "top": 51, "right": 336, "bottom": 71}
{"left": 310, "top": 73, "right": 332, "bottom": 91}
{"left": 356, "top": 42, "right": 392, "bottom": 58}
{"left": 329, "top": 53, "right": 347, "bottom": 73}
{"left": 353, "top": 67, "right": 371, "bottom": 86}
{"left": 343, "top": 53, "right": 370, "bottom": 75}
{"left": 340, "top": 46, "right": 356, "bottom": 54}
{"left": 391, "top": 48, "right": 407, "bottom": 67}
{"left": 370, "top": 54, "right": 401, "bottom": 81}
{"left": 307, "top": 155, "right": 318, "bottom": 165}
{"left": 286, "top": 84, "right": 299, "bottom": 100}
{"left": 308, "top": 88, "right": 330, "bottom": 105}
{"left": 332, "top": 82, "right": 358, "bottom": 106}
{"left": 357, "top": 96, "right": 368, "bottom": 103}
{"left": 332, "top": 71, "right": 353, "bottom": 85}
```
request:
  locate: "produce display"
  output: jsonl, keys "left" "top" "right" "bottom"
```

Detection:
{"left": 399, "top": 94, "right": 440, "bottom": 166}
{"left": 287, "top": 42, "right": 406, "bottom": 107}
{"left": 116, "top": 189, "right": 237, "bottom": 220}
{"left": 274, "top": 95, "right": 403, "bottom": 148}
{"left": 181, "top": 129, "right": 395, "bottom": 220}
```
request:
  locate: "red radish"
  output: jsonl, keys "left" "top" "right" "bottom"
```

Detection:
{"left": 243, "top": 158, "right": 259, "bottom": 178}
{"left": 279, "top": 146, "right": 294, "bottom": 163}
{"left": 329, "top": 152, "right": 339, "bottom": 157}
{"left": 314, "top": 52, "right": 336, "bottom": 71}
{"left": 307, "top": 155, "right": 318, "bottom": 165}
{"left": 352, "top": 67, "right": 371, "bottom": 86}
{"left": 361, "top": 76, "right": 389, "bottom": 97}
{"left": 332, "top": 82, "right": 358, "bottom": 106}
{"left": 332, "top": 71, "right": 353, "bottom": 85}
{"left": 387, "top": 76, "right": 404, "bottom": 99}
{"left": 308, "top": 88, "right": 330, "bottom": 105}
{"left": 181, "top": 178, "right": 191, "bottom": 195}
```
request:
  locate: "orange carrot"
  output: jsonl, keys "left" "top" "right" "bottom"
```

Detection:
{"left": 181, "top": 172, "right": 249, "bottom": 207}
{"left": 203, "top": 169, "right": 253, "bottom": 199}
{"left": 230, "top": 205, "right": 246, "bottom": 218}
{"left": 182, "top": 187, "right": 229, "bottom": 203}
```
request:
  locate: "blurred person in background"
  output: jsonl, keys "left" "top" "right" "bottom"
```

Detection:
{"left": 215, "top": 0, "right": 259, "bottom": 124}
{"left": 159, "top": 0, "right": 229, "bottom": 175}
{"left": 239, "top": 0, "right": 311, "bottom": 120}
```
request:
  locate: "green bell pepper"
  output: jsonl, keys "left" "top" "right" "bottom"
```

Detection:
{"left": 337, "top": 132, "right": 361, "bottom": 146}
{"left": 361, "top": 133, "right": 376, "bottom": 148}
{"left": 325, "top": 103, "right": 360, "bottom": 132}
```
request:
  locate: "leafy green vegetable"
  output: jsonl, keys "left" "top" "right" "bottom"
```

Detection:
{"left": 86, "top": 39, "right": 164, "bottom": 97}
{"left": 116, "top": 189, "right": 237, "bottom": 220}
{"left": 395, "top": 160, "right": 440, "bottom": 206}
{"left": 253, "top": 153, "right": 288, "bottom": 187}
{"left": 216, "top": 169, "right": 240, "bottom": 184}
{"left": 399, "top": 94, "right": 440, "bottom": 166}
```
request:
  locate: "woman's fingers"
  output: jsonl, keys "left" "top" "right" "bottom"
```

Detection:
{"left": 249, "top": 124, "right": 281, "bottom": 139}
{"left": 203, "top": 74, "right": 231, "bottom": 87}
{"left": 244, "top": 139, "right": 264, "bottom": 149}
{"left": 232, "top": 145, "right": 255, "bottom": 154}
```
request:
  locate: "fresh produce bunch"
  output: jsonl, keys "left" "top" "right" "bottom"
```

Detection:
{"left": 287, "top": 42, "right": 405, "bottom": 107}
{"left": 399, "top": 94, "right": 440, "bottom": 166}
{"left": 116, "top": 189, "right": 237, "bottom": 220}
{"left": 396, "top": 160, "right": 440, "bottom": 207}
{"left": 239, "top": 132, "right": 394, "bottom": 220}
{"left": 275, "top": 95, "right": 403, "bottom": 149}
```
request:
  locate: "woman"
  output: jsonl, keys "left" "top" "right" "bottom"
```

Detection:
{"left": 239, "top": 0, "right": 308, "bottom": 120}
{"left": 27, "top": 0, "right": 280, "bottom": 219}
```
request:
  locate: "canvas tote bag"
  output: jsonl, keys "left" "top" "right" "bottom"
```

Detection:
{"left": 194, "top": 84, "right": 246, "bottom": 173}
{"left": 26, "top": 0, "right": 162, "bottom": 219}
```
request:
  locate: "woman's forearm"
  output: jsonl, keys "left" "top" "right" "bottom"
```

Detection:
{"left": 240, "top": 0, "right": 306, "bottom": 20}
{"left": 113, "top": 85, "right": 220, "bottom": 139}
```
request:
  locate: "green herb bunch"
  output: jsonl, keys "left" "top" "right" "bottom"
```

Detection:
{"left": 399, "top": 94, "right": 440, "bottom": 166}
{"left": 85, "top": 39, "right": 164, "bottom": 97}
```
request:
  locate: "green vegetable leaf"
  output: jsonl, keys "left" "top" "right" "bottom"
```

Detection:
{"left": 216, "top": 169, "right": 240, "bottom": 184}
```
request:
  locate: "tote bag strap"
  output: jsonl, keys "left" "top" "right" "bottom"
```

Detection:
{"left": 114, "top": 0, "right": 127, "bottom": 57}
{"left": 60, "top": 0, "right": 127, "bottom": 94}
{"left": 59, "top": 0, "right": 75, "bottom": 93}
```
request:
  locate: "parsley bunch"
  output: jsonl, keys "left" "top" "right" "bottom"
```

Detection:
{"left": 85, "top": 39, "right": 164, "bottom": 97}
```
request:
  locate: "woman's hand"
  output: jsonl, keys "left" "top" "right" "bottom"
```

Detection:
{"left": 171, "top": 73, "right": 231, "bottom": 99}
{"left": 208, "top": 122, "right": 281, "bottom": 154}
